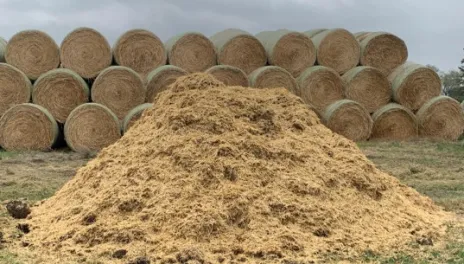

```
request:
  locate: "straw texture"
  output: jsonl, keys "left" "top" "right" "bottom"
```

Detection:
{"left": 323, "top": 99, "right": 373, "bottom": 141}
{"left": 297, "top": 66, "right": 345, "bottom": 112}
{"left": 165, "top": 32, "right": 217, "bottom": 73}
{"left": 32, "top": 68, "right": 89, "bottom": 123}
{"left": 113, "top": 29, "right": 167, "bottom": 77}
{"left": 0, "top": 103, "right": 59, "bottom": 151}
{"left": 416, "top": 96, "right": 464, "bottom": 141}
{"left": 60, "top": 27, "right": 112, "bottom": 79}
{"left": 371, "top": 103, "right": 418, "bottom": 140}
{"left": 5, "top": 30, "right": 60, "bottom": 80}
{"left": 342, "top": 66, "right": 392, "bottom": 113}
{"left": 64, "top": 103, "right": 121, "bottom": 153}
{"left": 122, "top": 103, "right": 153, "bottom": 133}
{"left": 255, "top": 29, "right": 316, "bottom": 77}
{"left": 388, "top": 62, "right": 442, "bottom": 111}
{"left": 249, "top": 66, "right": 299, "bottom": 95}
{"left": 205, "top": 65, "right": 249, "bottom": 87}
{"left": 145, "top": 65, "right": 188, "bottom": 103}
{"left": 91, "top": 66, "right": 145, "bottom": 120}
{"left": 0, "top": 63, "right": 32, "bottom": 117}
{"left": 311, "top": 28, "right": 361, "bottom": 74}
{"left": 210, "top": 28, "right": 267, "bottom": 74}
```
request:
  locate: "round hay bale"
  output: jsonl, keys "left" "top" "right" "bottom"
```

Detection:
{"left": 323, "top": 99, "right": 373, "bottom": 141}
{"left": 122, "top": 103, "right": 153, "bottom": 133}
{"left": 0, "top": 103, "right": 59, "bottom": 151}
{"left": 210, "top": 28, "right": 267, "bottom": 74}
{"left": 388, "top": 62, "right": 441, "bottom": 111}
{"left": 146, "top": 65, "right": 188, "bottom": 102}
{"left": 0, "top": 37, "right": 6, "bottom": 62}
{"left": 60, "top": 27, "right": 112, "bottom": 79}
{"left": 5, "top": 30, "right": 60, "bottom": 80}
{"left": 205, "top": 65, "right": 249, "bottom": 87}
{"left": 165, "top": 32, "right": 216, "bottom": 73}
{"left": 416, "top": 96, "right": 464, "bottom": 141}
{"left": 255, "top": 29, "right": 316, "bottom": 77}
{"left": 249, "top": 66, "right": 299, "bottom": 95}
{"left": 359, "top": 32, "right": 408, "bottom": 76}
{"left": 297, "top": 66, "right": 345, "bottom": 112}
{"left": 0, "top": 63, "right": 32, "bottom": 117}
{"left": 371, "top": 103, "right": 418, "bottom": 140}
{"left": 303, "top": 29, "right": 327, "bottom": 38}
{"left": 342, "top": 66, "right": 392, "bottom": 113}
{"left": 32, "top": 68, "right": 89, "bottom": 123}
{"left": 64, "top": 103, "right": 121, "bottom": 153}
{"left": 311, "top": 28, "right": 361, "bottom": 74}
{"left": 91, "top": 66, "right": 145, "bottom": 120}
{"left": 113, "top": 29, "right": 167, "bottom": 77}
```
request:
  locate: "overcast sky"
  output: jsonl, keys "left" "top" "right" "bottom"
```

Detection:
{"left": 0, "top": 0, "right": 461, "bottom": 72}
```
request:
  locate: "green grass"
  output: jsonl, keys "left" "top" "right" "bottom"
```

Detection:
{"left": 0, "top": 251, "right": 22, "bottom": 264}
{"left": 0, "top": 151, "right": 16, "bottom": 159}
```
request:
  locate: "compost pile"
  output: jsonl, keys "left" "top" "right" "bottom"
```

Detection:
{"left": 21, "top": 73, "right": 449, "bottom": 263}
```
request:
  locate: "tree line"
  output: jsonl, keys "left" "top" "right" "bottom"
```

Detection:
{"left": 426, "top": 56, "right": 464, "bottom": 103}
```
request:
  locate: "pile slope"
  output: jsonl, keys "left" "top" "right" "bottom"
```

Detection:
{"left": 19, "top": 73, "right": 451, "bottom": 264}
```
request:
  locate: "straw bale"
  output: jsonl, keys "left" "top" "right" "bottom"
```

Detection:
{"left": 0, "top": 103, "right": 58, "bottom": 151}
{"left": 297, "top": 66, "right": 345, "bottom": 112}
{"left": 91, "top": 66, "right": 145, "bottom": 120}
{"left": 60, "top": 27, "right": 112, "bottom": 79}
{"left": 5, "top": 30, "right": 59, "bottom": 80}
{"left": 165, "top": 32, "right": 216, "bottom": 73}
{"left": 32, "top": 68, "right": 89, "bottom": 123}
{"left": 122, "top": 103, "right": 153, "bottom": 133}
{"left": 416, "top": 96, "right": 464, "bottom": 140}
{"left": 255, "top": 29, "right": 316, "bottom": 77}
{"left": 113, "top": 29, "right": 167, "bottom": 77}
{"left": 210, "top": 28, "right": 267, "bottom": 74}
{"left": 64, "top": 103, "right": 121, "bottom": 153}
{"left": 0, "top": 63, "right": 32, "bottom": 117}
{"left": 371, "top": 103, "right": 418, "bottom": 140}
{"left": 0, "top": 37, "right": 6, "bottom": 62}
{"left": 303, "top": 28, "right": 327, "bottom": 38}
{"left": 323, "top": 99, "right": 373, "bottom": 141}
{"left": 249, "top": 66, "right": 299, "bottom": 95}
{"left": 342, "top": 66, "right": 392, "bottom": 113}
{"left": 205, "top": 65, "right": 249, "bottom": 87}
{"left": 146, "top": 65, "right": 188, "bottom": 102}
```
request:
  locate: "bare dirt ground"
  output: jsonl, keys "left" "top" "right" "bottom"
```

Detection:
{"left": 1, "top": 140, "right": 464, "bottom": 263}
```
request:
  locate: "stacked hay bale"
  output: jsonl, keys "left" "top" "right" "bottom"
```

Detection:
{"left": 1, "top": 26, "right": 463, "bottom": 153}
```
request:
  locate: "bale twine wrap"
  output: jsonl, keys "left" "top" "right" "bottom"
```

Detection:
{"left": 255, "top": 29, "right": 316, "bottom": 77}
{"left": 32, "top": 68, "right": 89, "bottom": 123}
{"left": 146, "top": 65, "right": 188, "bottom": 102}
{"left": 0, "top": 63, "right": 32, "bottom": 117}
{"left": 64, "top": 103, "right": 121, "bottom": 153}
{"left": 323, "top": 99, "right": 373, "bottom": 141}
{"left": 165, "top": 32, "right": 217, "bottom": 73}
{"left": 311, "top": 28, "right": 361, "bottom": 74}
{"left": 416, "top": 96, "right": 464, "bottom": 141}
{"left": 0, "top": 103, "right": 59, "bottom": 151}
{"left": 0, "top": 37, "right": 6, "bottom": 62}
{"left": 113, "top": 29, "right": 167, "bottom": 77}
{"left": 91, "top": 66, "right": 145, "bottom": 120}
{"left": 210, "top": 28, "right": 267, "bottom": 74}
{"left": 122, "top": 103, "right": 153, "bottom": 133}
{"left": 388, "top": 62, "right": 441, "bottom": 111}
{"left": 60, "top": 27, "right": 112, "bottom": 79}
{"left": 371, "top": 103, "right": 418, "bottom": 140}
{"left": 354, "top": 32, "right": 371, "bottom": 42}
{"left": 303, "top": 29, "right": 327, "bottom": 38}
{"left": 342, "top": 66, "right": 392, "bottom": 113}
{"left": 359, "top": 32, "right": 408, "bottom": 75}
{"left": 249, "top": 66, "right": 299, "bottom": 95}
{"left": 205, "top": 65, "right": 249, "bottom": 87}
{"left": 5, "top": 30, "right": 60, "bottom": 80}
{"left": 297, "top": 66, "right": 345, "bottom": 112}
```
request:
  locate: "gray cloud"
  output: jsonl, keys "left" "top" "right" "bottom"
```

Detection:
{"left": 0, "top": 0, "right": 461, "bottom": 71}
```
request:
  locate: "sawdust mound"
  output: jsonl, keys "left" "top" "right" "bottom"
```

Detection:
{"left": 23, "top": 73, "right": 450, "bottom": 263}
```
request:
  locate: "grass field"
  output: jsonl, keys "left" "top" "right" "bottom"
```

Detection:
{"left": 0, "top": 140, "right": 464, "bottom": 263}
